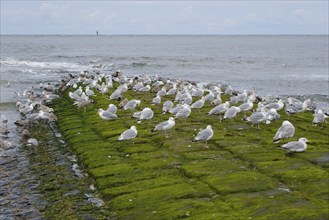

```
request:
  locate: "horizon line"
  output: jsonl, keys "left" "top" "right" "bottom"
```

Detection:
{"left": 1, "top": 34, "right": 328, "bottom": 36}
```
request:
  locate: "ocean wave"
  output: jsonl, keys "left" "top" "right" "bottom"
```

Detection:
{"left": 0, "top": 101, "right": 17, "bottom": 109}
{"left": 1, "top": 58, "right": 90, "bottom": 71}
{"left": 132, "top": 62, "right": 147, "bottom": 67}
{"left": 279, "top": 74, "right": 328, "bottom": 81}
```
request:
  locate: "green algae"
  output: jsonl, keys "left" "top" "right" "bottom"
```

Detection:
{"left": 22, "top": 121, "right": 110, "bottom": 219}
{"left": 48, "top": 83, "right": 329, "bottom": 219}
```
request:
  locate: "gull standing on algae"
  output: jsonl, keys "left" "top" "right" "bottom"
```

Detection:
{"left": 191, "top": 97, "right": 205, "bottom": 110}
{"left": 192, "top": 125, "right": 214, "bottom": 147}
{"left": 278, "top": 138, "right": 309, "bottom": 153}
{"left": 106, "top": 104, "right": 118, "bottom": 114}
{"left": 152, "top": 117, "right": 175, "bottom": 138}
{"left": 246, "top": 108, "right": 267, "bottom": 128}
{"left": 139, "top": 107, "right": 154, "bottom": 120}
{"left": 123, "top": 100, "right": 141, "bottom": 111}
{"left": 207, "top": 101, "right": 230, "bottom": 118}
{"left": 223, "top": 106, "right": 241, "bottom": 120}
{"left": 238, "top": 99, "right": 254, "bottom": 118}
{"left": 98, "top": 108, "right": 118, "bottom": 124}
{"left": 313, "top": 109, "right": 328, "bottom": 126}
{"left": 162, "top": 100, "right": 174, "bottom": 114}
{"left": 273, "top": 120, "right": 295, "bottom": 144}
{"left": 174, "top": 104, "right": 191, "bottom": 122}
{"left": 118, "top": 126, "right": 138, "bottom": 141}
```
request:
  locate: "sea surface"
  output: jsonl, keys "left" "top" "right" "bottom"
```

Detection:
{"left": 0, "top": 35, "right": 328, "bottom": 218}
{"left": 1, "top": 35, "right": 329, "bottom": 102}
{"left": 1, "top": 35, "right": 328, "bottom": 136}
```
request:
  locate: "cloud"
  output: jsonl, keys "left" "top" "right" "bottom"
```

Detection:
{"left": 1, "top": 1, "right": 328, "bottom": 34}
{"left": 103, "top": 12, "right": 118, "bottom": 25}
{"left": 182, "top": 5, "right": 193, "bottom": 16}
{"left": 38, "top": 2, "right": 70, "bottom": 18}
{"left": 222, "top": 19, "right": 240, "bottom": 27}
{"left": 83, "top": 10, "right": 101, "bottom": 21}
{"left": 292, "top": 8, "right": 306, "bottom": 16}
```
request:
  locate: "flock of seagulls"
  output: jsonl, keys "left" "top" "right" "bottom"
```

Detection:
{"left": 57, "top": 69, "right": 329, "bottom": 153}
{"left": 1, "top": 69, "right": 328, "bottom": 154}
{"left": 1, "top": 82, "right": 60, "bottom": 151}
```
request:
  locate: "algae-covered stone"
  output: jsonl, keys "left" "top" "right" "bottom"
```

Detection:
{"left": 49, "top": 76, "right": 329, "bottom": 219}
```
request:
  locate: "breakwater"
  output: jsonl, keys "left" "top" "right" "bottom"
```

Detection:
{"left": 45, "top": 72, "right": 329, "bottom": 219}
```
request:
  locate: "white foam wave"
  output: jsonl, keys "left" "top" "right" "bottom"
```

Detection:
{"left": 1, "top": 58, "right": 90, "bottom": 71}
{"left": 279, "top": 73, "right": 328, "bottom": 81}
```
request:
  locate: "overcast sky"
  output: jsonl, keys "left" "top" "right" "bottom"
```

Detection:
{"left": 1, "top": 1, "right": 328, "bottom": 35}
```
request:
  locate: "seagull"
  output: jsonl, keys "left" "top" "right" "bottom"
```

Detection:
{"left": 139, "top": 107, "right": 154, "bottom": 120}
{"left": 166, "top": 85, "right": 177, "bottom": 95}
{"left": 138, "top": 85, "right": 151, "bottom": 92}
{"left": 175, "top": 104, "right": 191, "bottom": 120}
{"left": 131, "top": 111, "right": 141, "bottom": 119}
{"left": 109, "top": 89, "right": 122, "bottom": 101}
{"left": 211, "top": 94, "right": 222, "bottom": 106}
{"left": 192, "top": 125, "right": 214, "bottom": 145}
{"left": 237, "top": 90, "right": 249, "bottom": 102}
{"left": 43, "top": 92, "right": 60, "bottom": 100}
{"left": 285, "top": 99, "right": 311, "bottom": 116}
{"left": 246, "top": 109, "right": 267, "bottom": 128}
{"left": 34, "top": 110, "right": 58, "bottom": 122}
{"left": 265, "top": 99, "right": 284, "bottom": 111}
{"left": 207, "top": 101, "right": 230, "bottom": 115}
{"left": 266, "top": 108, "right": 280, "bottom": 124}
{"left": 85, "top": 86, "right": 96, "bottom": 96}
{"left": 27, "top": 138, "right": 39, "bottom": 147}
{"left": 19, "top": 102, "right": 34, "bottom": 115}
{"left": 152, "top": 117, "right": 175, "bottom": 137}
{"left": 224, "top": 85, "right": 233, "bottom": 95}
{"left": 106, "top": 104, "right": 117, "bottom": 114}
{"left": 1, "top": 114, "right": 8, "bottom": 123}
{"left": 191, "top": 97, "right": 205, "bottom": 110}
{"left": 278, "top": 138, "right": 309, "bottom": 153}
{"left": 74, "top": 98, "right": 93, "bottom": 112}
{"left": 156, "top": 87, "right": 167, "bottom": 97}
{"left": 238, "top": 100, "right": 254, "bottom": 118}
{"left": 169, "top": 104, "right": 183, "bottom": 115}
{"left": 133, "top": 82, "right": 144, "bottom": 91}
{"left": 152, "top": 95, "right": 161, "bottom": 105}
{"left": 273, "top": 120, "right": 295, "bottom": 143}
{"left": 119, "top": 98, "right": 128, "bottom": 108}
{"left": 203, "top": 92, "right": 215, "bottom": 103}
{"left": 313, "top": 109, "right": 328, "bottom": 126}
{"left": 99, "top": 83, "right": 109, "bottom": 95}
{"left": 69, "top": 91, "right": 81, "bottom": 100}
{"left": 162, "top": 100, "right": 174, "bottom": 114}
{"left": 123, "top": 100, "right": 141, "bottom": 110}
{"left": 223, "top": 106, "right": 241, "bottom": 120}
{"left": 191, "top": 88, "right": 204, "bottom": 97}
{"left": 117, "top": 83, "right": 128, "bottom": 93}
{"left": 98, "top": 108, "right": 118, "bottom": 123}
{"left": 118, "top": 126, "right": 138, "bottom": 141}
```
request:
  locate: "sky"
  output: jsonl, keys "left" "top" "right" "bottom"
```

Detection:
{"left": 1, "top": 1, "right": 328, "bottom": 35}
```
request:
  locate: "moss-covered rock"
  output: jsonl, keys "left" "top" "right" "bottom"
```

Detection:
{"left": 47, "top": 81, "right": 329, "bottom": 219}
